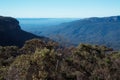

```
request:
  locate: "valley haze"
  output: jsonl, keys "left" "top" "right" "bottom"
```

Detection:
{"left": 0, "top": 0, "right": 120, "bottom": 79}
{"left": 17, "top": 16, "right": 120, "bottom": 50}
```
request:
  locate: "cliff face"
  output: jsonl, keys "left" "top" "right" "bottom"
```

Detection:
{"left": 0, "top": 16, "right": 47, "bottom": 47}
{"left": 0, "top": 16, "right": 20, "bottom": 31}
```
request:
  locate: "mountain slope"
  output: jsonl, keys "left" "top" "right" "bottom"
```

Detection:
{"left": 0, "top": 16, "right": 48, "bottom": 47}
{"left": 42, "top": 16, "right": 120, "bottom": 50}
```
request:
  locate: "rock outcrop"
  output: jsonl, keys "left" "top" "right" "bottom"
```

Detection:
{"left": 0, "top": 16, "right": 48, "bottom": 47}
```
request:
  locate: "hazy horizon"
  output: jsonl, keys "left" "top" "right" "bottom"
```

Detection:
{"left": 14, "top": 14, "right": 119, "bottom": 19}
{"left": 0, "top": 0, "right": 120, "bottom": 18}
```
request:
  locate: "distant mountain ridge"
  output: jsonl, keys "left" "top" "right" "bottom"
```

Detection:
{"left": 13, "top": 16, "right": 120, "bottom": 50}
{"left": 49, "top": 16, "right": 120, "bottom": 50}
{"left": 83, "top": 16, "right": 120, "bottom": 22}
{"left": 0, "top": 16, "right": 48, "bottom": 47}
{"left": 29, "top": 16, "right": 119, "bottom": 50}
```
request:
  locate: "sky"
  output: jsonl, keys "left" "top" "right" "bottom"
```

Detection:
{"left": 0, "top": 0, "right": 120, "bottom": 18}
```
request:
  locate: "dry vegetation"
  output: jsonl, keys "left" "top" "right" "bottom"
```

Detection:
{"left": 0, "top": 39, "right": 120, "bottom": 80}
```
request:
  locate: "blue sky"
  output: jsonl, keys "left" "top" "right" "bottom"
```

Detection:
{"left": 0, "top": 0, "right": 120, "bottom": 18}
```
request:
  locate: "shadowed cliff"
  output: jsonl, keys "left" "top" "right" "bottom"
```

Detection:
{"left": 0, "top": 16, "right": 49, "bottom": 47}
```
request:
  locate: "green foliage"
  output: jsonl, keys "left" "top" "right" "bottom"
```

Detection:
{"left": 7, "top": 54, "right": 31, "bottom": 80}
{"left": 0, "top": 46, "right": 19, "bottom": 80}
{"left": 0, "top": 39, "right": 120, "bottom": 80}
{"left": 19, "top": 39, "right": 47, "bottom": 54}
